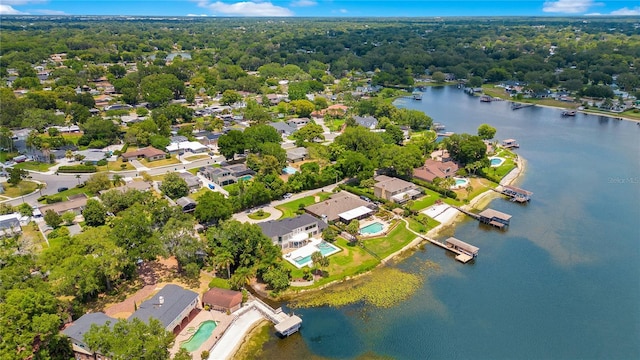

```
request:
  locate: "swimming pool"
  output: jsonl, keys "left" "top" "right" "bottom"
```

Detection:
{"left": 283, "top": 166, "right": 298, "bottom": 174}
{"left": 291, "top": 241, "right": 341, "bottom": 267}
{"left": 181, "top": 320, "right": 217, "bottom": 352}
{"left": 238, "top": 175, "right": 253, "bottom": 181}
{"left": 489, "top": 157, "right": 505, "bottom": 167}
{"left": 451, "top": 177, "right": 469, "bottom": 189}
{"left": 360, "top": 222, "right": 384, "bottom": 235}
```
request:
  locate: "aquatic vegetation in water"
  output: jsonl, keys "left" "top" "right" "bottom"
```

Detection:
{"left": 292, "top": 266, "right": 430, "bottom": 309}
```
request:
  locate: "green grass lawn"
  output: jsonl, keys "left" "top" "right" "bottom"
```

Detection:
{"left": 1, "top": 180, "right": 39, "bottom": 198}
{"left": 0, "top": 152, "right": 18, "bottom": 162}
{"left": 183, "top": 154, "right": 210, "bottom": 162}
{"left": 13, "top": 162, "right": 55, "bottom": 172}
{"left": 276, "top": 196, "right": 316, "bottom": 219}
{"left": 325, "top": 118, "right": 345, "bottom": 132}
{"left": 140, "top": 157, "right": 181, "bottom": 168}
{"left": 363, "top": 221, "right": 417, "bottom": 259}
{"left": 189, "top": 187, "right": 210, "bottom": 201}
{"left": 248, "top": 210, "right": 271, "bottom": 220}
{"left": 56, "top": 186, "right": 93, "bottom": 200}
{"left": 406, "top": 215, "right": 440, "bottom": 234}
{"left": 187, "top": 168, "right": 199, "bottom": 175}
{"left": 97, "top": 159, "right": 135, "bottom": 172}
{"left": 409, "top": 189, "right": 461, "bottom": 212}
{"left": 287, "top": 237, "right": 379, "bottom": 288}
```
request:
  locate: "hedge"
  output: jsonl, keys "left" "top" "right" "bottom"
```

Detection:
{"left": 410, "top": 178, "right": 458, "bottom": 199}
{"left": 57, "top": 165, "right": 97, "bottom": 173}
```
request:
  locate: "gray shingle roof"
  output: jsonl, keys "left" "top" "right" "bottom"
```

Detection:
{"left": 129, "top": 284, "right": 198, "bottom": 329}
{"left": 62, "top": 312, "right": 116, "bottom": 344}
{"left": 258, "top": 213, "right": 327, "bottom": 238}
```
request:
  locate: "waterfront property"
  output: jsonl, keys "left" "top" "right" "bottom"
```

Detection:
{"left": 413, "top": 158, "right": 460, "bottom": 183}
{"left": 373, "top": 175, "right": 422, "bottom": 203}
{"left": 445, "top": 237, "right": 479, "bottom": 263}
{"left": 284, "top": 238, "right": 341, "bottom": 268}
{"left": 489, "top": 156, "right": 505, "bottom": 167}
{"left": 360, "top": 221, "right": 384, "bottom": 235}
{"left": 257, "top": 213, "right": 327, "bottom": 249}
{"left": 275, "top": 315, "right": 303, "bottom": 337}
{"left": 202, "top": 288, "right": 243, "bottom": 313}
{"left": 129, "top": 284, "right": 200, "bottom": 333}
{"left": 305, "top": 191, "right": 375, "bottom": 223}
{"left": 180, "top": 320, "right": 217, "bottom": 353}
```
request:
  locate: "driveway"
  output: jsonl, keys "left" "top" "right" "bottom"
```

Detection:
{"left": 233, "top": 206, "right": 282, "bottom": 224}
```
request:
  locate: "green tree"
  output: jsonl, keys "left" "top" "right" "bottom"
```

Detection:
{"left": 243, "top": 125, "right": 281, "bottom": 152}
{"left": 444, "top": 133, "right": 487, "bottom": 166}
{"left": 44, "top": 210, "right": 62, "bottom": 229}
{"left": 84, "top": 318, "right": 174, "bottom": 360}
{"left": 61, "top": 211, "right": 76, "bottom": 225}
{"left": 174, "top": 348, "right": 193, "bottom": 360}
{"left": 261, "top": 263, "right": 290, "bottom": 292}
{"left": 85, "top": 172, "right": 112, "bottom": 194}
{"left": 477, "top": 124, "right": 497, "bottom": 140}
{"left": 432, "top": 71, "right": 446, "bottom": 83}
{"left": 293, "top": 123, "right": 325, "bottom": 146}
{"left": 218, "top": 130, "right": 246, "bottom": 160}
{"left": 110, "top": 203, "right": 160, "bottom": 261}
{"left": 83, "top": 199, "right": 107, "bottom": 226}
{"left": 160, "top": 172, "right": 189, "bottom": 199}
{"left": 290, "top": 99, "right": 315, "bottom": 117}
{"left": 194, "top": 191, "right": 232, "bottom": 225}
{"left": 7, "top": 168, "right": 28, "bottom": 186}
{"left": 16, "top": 202, "right": 33, "bottom": 217}
{"left": 221, "top": 89, "right": 242, "bottom": 106}
{"left": 322, "top": 227, "right": 337, "bottom": 242}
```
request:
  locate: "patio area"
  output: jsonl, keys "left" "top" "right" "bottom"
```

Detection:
{"left": 283, "top": 237, "right": 342, "bottom": 269}
{"left": 358, "top": 217, "right": 391, "bottom": 238}
{"left": 170, "top": 308, "right": 235, "bottom": 360}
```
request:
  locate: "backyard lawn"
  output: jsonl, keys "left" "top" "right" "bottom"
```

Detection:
{"left": 183, "top": 154, "right": 210, "bottom": 162}
{"left": 287, "top": 237, "right": 379, "bottom": 289}
{"left": 55, "top": 186, "right": 93, "bottom": 200}
{"left": 409, "top": 189, "right": 461, "bottom": 212}
{"left": 364, "top": 221, "right": 417, "bottom": 259}
{"left": 97, "top": 159, "right": 135, "bottom": 172}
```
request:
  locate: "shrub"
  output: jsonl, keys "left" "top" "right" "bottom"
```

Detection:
{"left": 96, "top": 159, "right": 108, "bottom": 166}
{"left": 184, "top": 263, "right": 200, "bottom": 280}
{"left": 57, "top": 165, "right": 97, "bottom": 173}
{"left": 201, "top": 351, "right": 210, "bottom": 359}
{"left": 45, "top": 196, "right": 63, "bottom": 204}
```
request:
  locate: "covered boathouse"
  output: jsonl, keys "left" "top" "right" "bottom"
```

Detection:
{"left": 501, "top": 185, "right": 533, "bottom": 203}
{"left": 478, "top": 209, "right": 512, "bottom": 229}
{"left": 445, "top": 237, "right": 479, "bottom": 263}
{"left": 274, "top": 314, "right": 302, "bottom": 337}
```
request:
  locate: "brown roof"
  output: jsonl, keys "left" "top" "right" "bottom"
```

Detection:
{"left": 202, "top": 288, "right": 242, "bottom": 309}
{"left": 39, "top": 195, "right": 88, "bottom": 215}
{"left": 122, "top": 147, "right": 166, "bottom": 159}
{"left": 305, "top": 191, "right": 372, "bottom": 222}
{"left": 413, "top": 159, "right": 459, "bottom": 182}
{"left": 374, "top": 175, "right": 416, "bottom": 193}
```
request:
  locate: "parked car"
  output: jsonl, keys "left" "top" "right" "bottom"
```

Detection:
{"left": 57, "top": 187, "right": 68, "bottom": 192}
{"left": 283, "top": 193, "right": 293, "bottom": 199}
{"left": 360, "top": 195, "right": 371, "bottom": 202}
{"left": 208, "top": 183, "right": 215, "bottom": 190}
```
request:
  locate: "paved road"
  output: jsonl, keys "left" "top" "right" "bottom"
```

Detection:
{"left": 1, "top": 156, "right": 225, "bottom": 207}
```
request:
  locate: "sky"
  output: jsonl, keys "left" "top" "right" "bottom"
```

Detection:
{"left": 1, "top": 0, "right": 639, "bottom": 17}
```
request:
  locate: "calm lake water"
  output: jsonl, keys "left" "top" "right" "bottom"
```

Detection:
{"left": 256, "top": 86, "right": 640, "bottom": 359}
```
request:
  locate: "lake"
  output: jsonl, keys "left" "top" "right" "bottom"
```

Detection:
{"left": 255, "top": 86, "right": 640, "bottom": 359}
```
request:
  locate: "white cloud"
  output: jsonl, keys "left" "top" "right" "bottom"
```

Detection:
{"left": 187, "top": 13, "right": 209, "bottom": 16}
{"left": 3, "top": 0, "right": 47, "bottom": 4}
{"left": 34, "top": 9, "right": 67, "bottom": 15}
{"left": 543, "top": 0, "right": 600, "bottom": 13}
{"left": 291, "top": 0, "right": 317, "bottom": 6}
{"left": 339, "top": 8, "right": 347, "bottom": 13}
{"left": 610, "top": 6, "right": 640, "bottom": 15}
{"left": 0, "top": 4, "right": 27, "bottom": 14}
{"left": 197, "top": 1, "right": 293, "bottom": 16}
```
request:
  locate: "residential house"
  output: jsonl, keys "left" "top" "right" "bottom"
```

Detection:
{"left": 268, "top": 122, "right": 297, "bottom": 136}
{"left": 121, "top": 147, "right": 167, "bottom": 162}
{"left": 62, "top": 312, "right": 116, "bottom": 360}
{"left": 177, "top": 172, "right": 202, "bottom": 191}
{"left": 373, "top": 175, "right": 422, "bottom": 204}
{"left": 202, "top": 288, "right": 243, "bottom": 313}
{"left": 129, "top": 284, "right": 199, "bottom": 334}
{"left": 257, "top": 213, "right": 327, "bottom": 249}
{"left": 104, "top": 103, "right": 133, "bottom": 111}
{"left": 175, "top": 197, "right": 197, "bottom": 213}
{"left": 0, "top": 213, "right": 22, "bottom": 238}
{"left": 286, "top": 147, "right": 308, "bottom": 163}
{"left": 74, "top": 149, "right": 107, "bottom": 164}
{"left": 39, "top": 195, "right": 88, "bottom": 216}
{"left": 305, "top": 191, "right": 375, "bottom": 223}
{"left": 200, "top": 164, "right": 255, "bottom": 186}
{"left": 353, "top": 115, "right": 378, "bottom": 129}
{"left": 166, "top": 141, "right": 208, "bottom": 155}
{"left": 413, "top": 159, "right": 459, "bottom": 183}
{"left": 286, "top": 118, "right": 310, "bottom": 129}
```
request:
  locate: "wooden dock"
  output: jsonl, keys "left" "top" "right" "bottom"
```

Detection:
{"left": 511, "top": 102, "right": 535, "bottom": 110}
{"left": 252, "top": 298, "right": 302, "bottom": 337}
{"left": 419, "top": 234, "right": 476, "bottom": 263}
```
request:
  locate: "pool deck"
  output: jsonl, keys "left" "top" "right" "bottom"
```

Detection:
{"left": 283, "top": 237, "right": 341, "bottom": 268}
{"left": 170, "top": 309, "right": 234, "bottom": 360}
{"left": 358, "top": 217, "right": 390, "bottom": 238}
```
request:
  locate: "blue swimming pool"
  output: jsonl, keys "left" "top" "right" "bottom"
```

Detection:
{"left": 181, "top": 320, "right": 217, "bottom": 352}
{"left": 360, "top": 222, "right": 384, "bottom": 235}
{"left": 293, "top": 241, "right": 341, "bottom": 266}
{"left": 490, "top": 157, "right": 505, "bottom": 167}
{"left": 238, "top": 175, "right": 253, "bottom": 181}
{"left": 455, "top": 178, "right": 468, "bottom": 186}
{"left": 283, "top": 166, "right": 298, "bottom": 174}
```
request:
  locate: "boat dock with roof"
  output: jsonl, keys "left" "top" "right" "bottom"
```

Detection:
{"left": 453, "top": 206, "right": 512, "bottom": 229}
{"left": 445, "top": 237, "right": 479, "bottom": 263}
{"left": 496, "top": 185, "right": 533, "bottom": 203}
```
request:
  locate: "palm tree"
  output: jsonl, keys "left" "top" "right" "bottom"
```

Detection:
{"left": 112, "top": 174, "right": 124, "bottom": 186}
{"left": 311, "top": 251, "right": 323, "bottom": 274}
{"left": 75, "top": 174, "right": 81, "bottom": 185}
{"left": 465, "top": 184, "right": 474, "bottom": 199}
{"left": 214, "top": 250, "right": 235, "bottom": 279}
{"left": 65, "top": 150, "right": 74, "bottom": 162}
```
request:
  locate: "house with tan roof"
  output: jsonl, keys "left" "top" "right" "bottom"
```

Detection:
{"left": 413, "top": 159, "right": 459, "bottom": 183}
{"left": 305, "top": 191, "right": 375, "bottom": 223}
{"left": 373, "top": 175, "right": 422, "bottom": 203}
{"left": 121, "top": 147, "right": 167, "bottom": 162}
{"left": 39, "top": 195, "right": 88, "bottom": 216}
